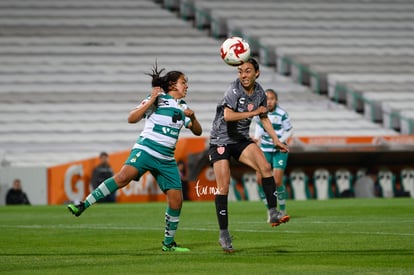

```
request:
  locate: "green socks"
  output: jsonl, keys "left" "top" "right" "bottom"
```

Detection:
{"left": 84, "top": 177, "right": 119, "bottom": 208}
{"left": 164, "top": 207, "right": 181, "bottom": 245}
{"left": 277, "top": 185, "right": 286, "bottom": 212}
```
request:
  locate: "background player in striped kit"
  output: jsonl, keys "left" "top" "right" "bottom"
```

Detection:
{"left": 68, "top": 63, "right": 202, "bottom": 252}
{"left": 253, "top": 89, "right": 293, "bottom": 220}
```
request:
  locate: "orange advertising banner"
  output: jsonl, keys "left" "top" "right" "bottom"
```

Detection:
{"left": 296, "top": 135, "right": 414, "bottom": 145}
{"left": 187, "top": 166, "right": 218, "bottom": 201}
{"left": 48, "top": 151, "right": 128, "bottom": 205}
{"left": 47, "top": 135, "right": 413, "bottom": 205}
{"left": 47, "top": 137, "right": 207, "bottom": 205}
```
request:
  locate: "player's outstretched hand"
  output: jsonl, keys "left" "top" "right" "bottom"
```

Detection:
{"left": 255, "top": 106, "right": 268, "bottom": 116}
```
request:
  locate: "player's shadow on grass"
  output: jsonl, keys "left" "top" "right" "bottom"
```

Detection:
{"left": 246, "top": 247, "right": 414, "bottom": 256}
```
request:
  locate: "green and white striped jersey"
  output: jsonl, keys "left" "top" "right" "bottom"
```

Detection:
{"left": 132, "top": 93, "right": 191, "bottom": 160}
{"left": 254, "top": 105, "right": 292, "bottom": 152}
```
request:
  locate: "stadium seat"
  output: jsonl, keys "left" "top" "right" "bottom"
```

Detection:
{"left": 399, "top": 111, "right": 414, "bottom": 134}
{"left": 228, "top": 177, "right": 242, "bottom": 201}
{"left": 289, "top": 169, "right": 311, "bottom": 200}
{"left": 313, "top": 168, "right": 333, "bottom": 200}
{"left": 400, "top": 167, "right": 414, "bottom": 198}
{"left": 356, "top": 168, "right": 367, "bottom": 180}
{"left": 363, "top": 92, "right": 414, "bottom": 123}
{"left": 334, "top": 169, "right": 354, "bottom": 197}
{"left": 382, "top": 101, "right": 414, "bottom": 131}
{"left": 341, "top": 82, "right": 414, "bottom": 112}
{"left": 241, "top": 172, "right": 260, "bottom": 201}
{"left": 328, "top": 74, "right": 414, "bottom": 101}
{"left": 377, "top": 168, "right": 396, "bottom": 198}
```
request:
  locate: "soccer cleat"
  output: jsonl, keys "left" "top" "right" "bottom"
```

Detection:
{"left": 267, "top": 210, "right": 287, "bottom": 223}
{"left": 67, "top": 201, "right": 86, "bottom": 217}
{"left": 162, "top": 241, "right": 190, "bottom": 252}
{"left": 269, "top": 210, "right": 290, "bottom": 227}
{"left": 219, "top": 237, "right": 235, "bottom": 253}
{"left": 219, "top": 231, "right": 234, "bottom": 253}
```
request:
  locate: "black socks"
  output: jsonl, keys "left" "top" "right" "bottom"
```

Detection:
{"left": 215, "top": 194, "right": 228, "bottom": 230}
{"left": 262, "top": 176, "right": 277, "bottom": 209}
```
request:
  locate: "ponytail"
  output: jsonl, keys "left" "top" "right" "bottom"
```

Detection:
{"left": 146, "top": 61, "right": 184, "bottom": 93}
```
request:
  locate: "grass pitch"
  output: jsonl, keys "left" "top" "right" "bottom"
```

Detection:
{"left": 0, "top": 198, "right": 413, "bottom": 274}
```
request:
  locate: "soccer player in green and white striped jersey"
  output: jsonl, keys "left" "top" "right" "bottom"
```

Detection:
{"left": 254, "top": 89, "right": 293, "bottom": 219}
{"left": 68, "top": 63, "right": 202, "bottom": 252}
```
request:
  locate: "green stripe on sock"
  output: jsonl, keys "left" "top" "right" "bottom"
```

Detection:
{"left": 167, "top": 207, "right": 181, "bottom": 217}
{"left": 164, "top": 207, "right": 181, "bottom": 245}
{"left": 277, "top": 185, "right": 286, "bottom": 211}
{"left": 105, "top": 177, "right": 119, "bottom": 193}
{"left": 84, "top": 177, "right": 118, "bottom": 208}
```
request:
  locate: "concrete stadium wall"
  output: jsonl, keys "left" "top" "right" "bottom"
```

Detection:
{"left": 0, "top": 167, "right": 47, "bottom": 206}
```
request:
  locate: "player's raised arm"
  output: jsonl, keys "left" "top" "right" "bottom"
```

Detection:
{"left": 223, "top": 105, "right": 267, "bottom": 122}
{"left": 128, "top": 87, "right": 163, "bottom": 123}
{"left": 184, "top": 108, "right": 202, "bottom": 136}
{"left": 260, "top": 116, "right": 289, "bottom": 152}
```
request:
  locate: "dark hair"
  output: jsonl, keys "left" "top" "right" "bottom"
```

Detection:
{"left": 145, "top": 62, "right": 184, "bottom": 93}
{"left": 243, "top": 58, "right": 260, "bottom": 79}
{"left": 265, "top": 88, "right": 278, "bottom": 100}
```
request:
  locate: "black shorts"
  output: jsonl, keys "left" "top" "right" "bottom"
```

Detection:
{"left": 208, "top": 140, "right": 254, "bottom": 164}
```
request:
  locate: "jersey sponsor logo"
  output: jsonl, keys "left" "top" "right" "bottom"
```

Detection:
{"left": 217, "top": 146, "right": 225, "bottom": 155}
{"left": 153, "top": 124, "right": 180, "bottom": 138}
{"left": 238, "top": 97, "right": 246, "bottom": 105}
{"left": 161, "top": 126, "right": 179, "bottom": 137}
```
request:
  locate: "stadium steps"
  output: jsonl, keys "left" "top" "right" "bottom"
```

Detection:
{"left": 174, "top": 0, "right": 414, "bottom": 134}
{"left": 0, "top": 0, "right": 407, "bottom": 167}
{"left": 0, "top": 0, "right": 209, "bottom": 166}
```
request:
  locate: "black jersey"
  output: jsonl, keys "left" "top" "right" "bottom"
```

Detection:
{"left": 210, "top": 79, "right": 267, "bottom": 145}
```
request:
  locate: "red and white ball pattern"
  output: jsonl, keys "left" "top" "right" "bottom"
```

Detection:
{"left": 220, "top": 37, "right": 251, "bottom": 66}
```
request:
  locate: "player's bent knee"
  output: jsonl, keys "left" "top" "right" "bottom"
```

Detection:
{"left": 257, "top": 162, "right": 272, "bottom": 177}
{"left": 114, "top": 173, "right": 134, "bottom": 187}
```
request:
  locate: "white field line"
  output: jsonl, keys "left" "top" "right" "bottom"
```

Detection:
{"left": 0, "top": 223, "right": 413, "bottom": 237}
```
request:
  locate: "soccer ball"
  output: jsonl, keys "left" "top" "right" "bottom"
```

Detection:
{"left": 220, "top": 37, "right": 251, "bottom": 66}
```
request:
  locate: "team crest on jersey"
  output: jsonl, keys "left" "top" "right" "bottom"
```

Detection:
{"left": 272, "top": 116, "right": 280, "bottom": 123}
{"left": 217, "top": 146, "right": 225, "bottom": 155}
{"left": 247, "top": 103, "right": 254, "bottom": 112}
{"left": 172, "top": 110, "right": 183, "bottom": 123}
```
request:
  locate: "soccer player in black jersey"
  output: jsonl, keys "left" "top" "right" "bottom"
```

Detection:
{"left": 209, "top": 58, "right": 290, "bottom": 252}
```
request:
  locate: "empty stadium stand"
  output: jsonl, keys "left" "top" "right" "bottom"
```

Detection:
{"left": 171, "top": 0, "right": 414, "bottom": 136}
{"left": 1, "top": 0, "right": 413, "bottom": 169}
